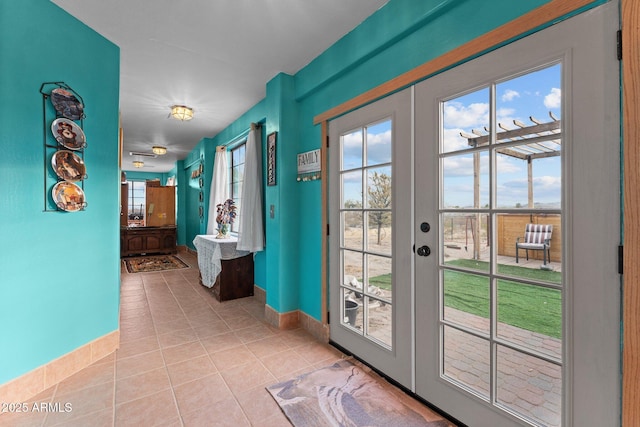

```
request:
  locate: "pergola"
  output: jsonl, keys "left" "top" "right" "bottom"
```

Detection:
{"left": 460, "top": 113, "right": 561, "bottom": 258}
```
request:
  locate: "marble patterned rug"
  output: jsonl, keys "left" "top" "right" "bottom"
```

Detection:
{"left": 123, "top": 255, "right": 189, "bottom": 273}
{"left": 267, "top": 358, "right": 456, "bottom": 427}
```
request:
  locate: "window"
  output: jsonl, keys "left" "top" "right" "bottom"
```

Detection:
{"left": 230, "top": 143, "right": 246, "bottom": 233}
{"left": 127, "top": 180, "right": 146, "bottom": 226}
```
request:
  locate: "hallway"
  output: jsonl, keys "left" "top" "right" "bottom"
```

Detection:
{"left": 1, "top": 251, "right": 345, "bottom": 426}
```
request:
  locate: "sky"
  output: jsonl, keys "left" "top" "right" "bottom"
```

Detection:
{"left": 339, "top": 63, "right": 562, "bottom": 209}
{"left": 442, "top": 63, "right": 562, "bottom": 208}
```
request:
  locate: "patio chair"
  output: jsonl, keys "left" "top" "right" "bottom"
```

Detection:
{"left": 515, "top": 224, "right": 553, "bottom": 265}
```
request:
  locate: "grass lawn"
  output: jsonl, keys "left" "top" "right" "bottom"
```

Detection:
{"left": 364, "top": 259, "right": 562, "bottom": 339}
{"left": 444, "top": 259, "right": 561, "bottom": 339}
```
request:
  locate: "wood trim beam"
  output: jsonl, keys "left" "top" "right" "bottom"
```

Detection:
{"left": 320, "top": 120, "right": 328, "bottom": 326}
{"left": 622, "top": 0, "right": 640, "bottom": 425}
{"left": 314, "top": 0, "right": 594, "bottom": 125}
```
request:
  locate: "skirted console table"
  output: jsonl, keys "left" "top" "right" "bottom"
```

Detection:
{"left": 192, "top": 235, "right": 254, "bottom": 301}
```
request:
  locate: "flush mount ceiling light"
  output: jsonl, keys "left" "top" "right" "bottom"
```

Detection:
{"left": 170, "top": 105, "right": 194, "bottom": 121}
{"left": 152, "top": 145, "right": 167, "bottom": 155}
{"left": 132, "top": 160, "right": 144, "bottom": 168}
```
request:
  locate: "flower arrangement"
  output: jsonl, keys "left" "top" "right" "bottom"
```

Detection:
{"left": 215, "top": 199, "right": 237, "bottom": 238}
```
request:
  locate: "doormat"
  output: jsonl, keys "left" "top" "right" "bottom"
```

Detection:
{"left": 124, "top": 255, "right": 189, "bottom": 273}
{"left": 266, "top": 358, "right": 456, "bottom": 427}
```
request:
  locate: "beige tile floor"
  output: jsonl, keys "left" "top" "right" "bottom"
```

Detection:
{"left": 1, "top": 251, "right": 351, "bottom": 427}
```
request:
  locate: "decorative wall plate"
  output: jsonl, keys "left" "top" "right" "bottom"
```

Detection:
{"left": 51, "top": 118, "right": 86, "bottom": 150}
{"left": 50, "top": 88, "right": 84, "bottom": 120}
{"left": 51, "top": 150, "right": 86, "bottom": 182}
{"left": 52, "top": 181, "right": 86, "bottom": 212}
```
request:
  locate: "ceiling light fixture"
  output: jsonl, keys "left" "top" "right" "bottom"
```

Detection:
{"left": 152, "top": 145, "right": 167, "bottom": 155}
{"left": 170, "top": 105, "right": 194, "bottom": 121}
{"left": 133, "top": 160, "right": 144, "bottom": 168}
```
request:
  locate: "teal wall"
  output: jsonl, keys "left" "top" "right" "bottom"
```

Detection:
{"left": 184, "top": 100, "right": 268, "bottom": 290}
{"left": 0, "top": 1, "right": 120, "bottom": 384}
{"left": 125, "top": 171, "right": 169, "bottom": 184}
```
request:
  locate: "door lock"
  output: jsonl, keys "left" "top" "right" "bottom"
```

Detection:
{"left": 417, "top": 245, "right": 431, "bottom": 257}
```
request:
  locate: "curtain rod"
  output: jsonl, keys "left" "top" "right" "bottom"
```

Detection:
{"left": 217, "top": 122, "right": 262, "bottom": 151}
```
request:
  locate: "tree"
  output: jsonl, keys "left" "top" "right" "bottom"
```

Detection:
{"left": 367, "top": 172, "right": 391, "bottom": 245}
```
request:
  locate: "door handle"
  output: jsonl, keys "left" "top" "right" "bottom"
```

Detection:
{"left": 417, "top": 245, "right": 431, "bottom": 257}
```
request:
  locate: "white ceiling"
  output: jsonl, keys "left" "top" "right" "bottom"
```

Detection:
{"left": 52, "top": 0, "right": 388, "bottom": 172}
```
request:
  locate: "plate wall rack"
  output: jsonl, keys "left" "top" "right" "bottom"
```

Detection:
{"left": 40, "top": 82, "right": 88, "bottom": 212}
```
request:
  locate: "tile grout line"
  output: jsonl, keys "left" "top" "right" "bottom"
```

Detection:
{"left": 170, "top": 267, "right": 255, "bottom": 426}
{"left": 147, "top": 270, "right": 186, "bottom": 427}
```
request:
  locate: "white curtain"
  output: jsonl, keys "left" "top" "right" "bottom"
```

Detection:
{"left": 206, "top": 148, "right": 229, "bottom": 234}
{"left": 237, "top": 125, "right": 265, "bottom": 252}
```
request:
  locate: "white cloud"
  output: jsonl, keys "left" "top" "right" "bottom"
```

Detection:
{"left": 366, "top": 129, "right": 392, "bottom": 164}
{"left": 442, "top": 128, "right": 470, "bottom": 153}
{"left": 501, "top": 89, "right": 520, "bottom": 102}
{"left": 443, "top": 101, "right": 489, "bottom": 129}
{"left": 544, "top": 88, "right": 562, "bottom": 109}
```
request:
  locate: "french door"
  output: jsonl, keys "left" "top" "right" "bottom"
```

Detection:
{"left": 329, "top": 88, "right": 413, "bottom": 388}
{"left": 329, "top": 2, "right": 620, "bottom": 426}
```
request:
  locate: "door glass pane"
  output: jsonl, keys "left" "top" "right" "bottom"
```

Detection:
{"left": 496, "top": 345, "right": 562, "bottom": 427}
{"left": 442, "top": 87, "right": 491, "bottom": 154}
{"left": 366, "top": 254, "right": 392, "bottom": 302}
{"left": 342, "top": 170, "right": 362, "bottom": 208}
{"left": 443, "top": 326, "right": 490, "bottom": 399}
{"left": 366, "top": 120, "right": 392, "bottom": 166}
{"left": 367, "top": 211, "right": 391, "bottom": 255}
{"left": 443, "top": 270, "right": 489, "bottom": 334}
{"left": 439, "top": 63, "right": 563, "bottom": 425}
{"left": 342, "top": 129, "right": 363, "bottom": 170}
{"left": 496, "top": 152, "right": 561, "bottom": 209}
{"left": 442, "top": 212, "right": 490, "bottom": 267}
{"left": 366, "top": 166, "right": 392, "bottom": 208}
{"left": 342, "top": 211, "right": 363, "bottom": 250}
{"left": 366, "top": 296, "right": 392, "bottom": 347}
{"left": 496, "top": 213, "right": 562, "bottom": 283}
{"left": 497, "top": 280, "right": 562, "bottom": 358}
{"left": 342, "top": 250, "right": 363, "bottom": 291}
{"left": 442, "top": 152, "right": 489, "bottom": 209}
{"left": 343, "top": 288, "right": 363, "bottom": 331}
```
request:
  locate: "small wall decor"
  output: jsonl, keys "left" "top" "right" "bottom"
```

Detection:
{"left": 40, "top": 82, "right": 88, "bottom": 212}
{"left": 267, "top": 131, "right": 277, "bottom": 186}
{"left": 297, "top": 149, "right": 321, "bottom": 182}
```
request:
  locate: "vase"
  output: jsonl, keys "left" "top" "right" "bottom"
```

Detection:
{"left": 216, "top": 223, "right": 230, "bottom": 239}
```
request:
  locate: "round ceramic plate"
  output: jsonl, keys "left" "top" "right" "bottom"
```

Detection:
{"left": 51, "top": 150, "right": 86, "bottom": 182}
{"left": 50, "top": 88, "right": 84, "bottom": 120}
{"left": 52, "top": 181, "right": 86, "bottom": 212}
{"left": 51, "top": 118, "right": 86, "bottom": 150}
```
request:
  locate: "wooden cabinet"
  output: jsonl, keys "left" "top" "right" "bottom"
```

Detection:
{"left": 120, "top": 182, "right": 128, "bottom": 227}
{"left": 209, "top": 254, "right": 254, "bottom": 302}
{"left": 121, "top": 226, "right": 176, "bottom": 257}
{"left": 146, "top": 186, "right": 175, "bottom": 227}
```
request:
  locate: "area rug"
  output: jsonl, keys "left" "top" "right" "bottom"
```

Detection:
{"left": 123, "top": 255, "right": 189, "bottom": 273}
{"left": 267, "top": 358, "right": 456, "bottom": 427}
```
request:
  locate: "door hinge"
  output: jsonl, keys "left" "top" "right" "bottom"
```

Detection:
{"left": 618, "top": 245, "right": 624, "bottom": 274}
{"left": 326, "top": 224, "right": 330, "bottom": 236}
{"left": 326, "top": 135, "right": 330, "bottom": 148}
{"left": 617, "top": 30, "right": 622, "bottom": 60}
